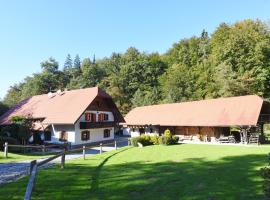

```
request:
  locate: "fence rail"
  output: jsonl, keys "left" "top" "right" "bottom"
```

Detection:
{"left": 2, "top": 143, "right": 67, "bottom": 158}
{"left": 19, "top": 139, "right": 130, "bottom": 200}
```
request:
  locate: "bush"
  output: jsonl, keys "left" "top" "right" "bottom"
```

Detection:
{"left": 130, "top": 132, "right": 179, "bottom": 147}
{"left": 172, "top": 135, "right": 179, "bottom": 144}
{"left": 130, "top": 137, "right": 141, "bottom": 147}
{"left": 158, "top": 134, "right": 179, "bottom": 146}
{"left": 0, "top": 136, "right": 20, "bottom": 151}
{"left": 164, "top": 129, "right": 172, "bottom": 138}
{"left": 139, "top": 134, "right": 152, "bottom": 146}
{"left": 150, "top": 135, "right": 159, "bottom": 145}
{"left": 130, "top": 135, "right": 153, "bottom": 147}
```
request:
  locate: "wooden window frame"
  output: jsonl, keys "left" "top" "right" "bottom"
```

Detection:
{"left": 104, "top": 129, "right": 110, "bottom": 138}
{"left": 104, "top": 113, "right": 109, "bottom": 121}
{"left": 81, "top": 130, "right": 90, "bottom": 141}
{"left": 59, "top": 131, "right": 68, "bottom": 142}
{"left": 85, "top": 113, "right": 96, "bottom": 122}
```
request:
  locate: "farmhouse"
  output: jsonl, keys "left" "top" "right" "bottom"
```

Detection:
{"left": 0, "top": 87, "right": 124, "bottom": 146}
{"left": 124, "top": 95, "right": 270, "bottom": 144}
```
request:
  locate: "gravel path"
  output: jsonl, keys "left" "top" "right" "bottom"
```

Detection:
{"left": 0, "top": 137, "right": 129, "bottom": 185}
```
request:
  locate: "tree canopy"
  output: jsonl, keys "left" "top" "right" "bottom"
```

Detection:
{"left": 2, "top": 19, "right": 270, "bottom": 115}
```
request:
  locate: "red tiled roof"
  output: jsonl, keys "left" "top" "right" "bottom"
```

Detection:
{"left": 0, "top": 87, "right": 122, "bottom": 125}
{"left": 125, "top": 95, "right": 264, "bottom": 127}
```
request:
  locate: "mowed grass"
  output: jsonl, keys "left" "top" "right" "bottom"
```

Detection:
{"left": 1, "top": 144, "right": 270, "bottom": 200}
{"left": 0, "top": 151, "right": 55, "bottom": 163}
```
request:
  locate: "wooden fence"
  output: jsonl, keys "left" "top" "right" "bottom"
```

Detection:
{"left": 17, "top": 139, "right": 130, "bottom": 200}
{"left": 2, "top": 142, "right": 67, "bottom": 158}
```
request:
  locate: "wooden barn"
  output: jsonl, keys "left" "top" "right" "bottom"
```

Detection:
{"left": 123, "top": 95, "right": 270, "bottom": 144}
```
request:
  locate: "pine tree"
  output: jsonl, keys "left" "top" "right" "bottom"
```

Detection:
{"left": 74, "top": 54, "right": 81, "bottom": 69}
{"left": 64, "top": 54, "right": 73, "bottom": 70}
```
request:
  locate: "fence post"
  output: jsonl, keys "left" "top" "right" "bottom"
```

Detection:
{"left": 100, "top": 143, "right": 102, "bottom": 154}
{"left": 42, "top": 145, "right": 45, "bottom": 155}
{"left": 24, "top": 162, "right": 38, "bottom": 200}
{"left": 4, "top": 142, "right": 8, "bottom": 158}
{"left": 29, "top": 160, "right": 37, "bottom": 175}
{"left": 114, "top": 140, "right": 117, "bottom": 150}
{"left": 83, "top": 146, "right": 86, "bottom": 160}
{"left": 61, "top": 150, "right": 66, "bottom": 169}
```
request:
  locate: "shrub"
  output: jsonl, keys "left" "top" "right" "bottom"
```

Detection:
{"left": 130, "top": 135, "right": 153, "bottom": 147}
{"left": 172, "top": 135, "right": 179, "bottom": 144}
{"left": 139, "top": 134, "right": 152, "bottom": 146}
{"left": 158, "top": 133, "right": 179, "bottom": 146}
{"left": 150, "top": 135, "right": 159, "bottom": 145}
{"left": 130, "top": 131, "right": 179, "bottom": 147}
{"left": 130, "top": 137, "right": 141, "bottom": 147}
{"left": 164, "top": 129, "right": 172, "bottom": 138}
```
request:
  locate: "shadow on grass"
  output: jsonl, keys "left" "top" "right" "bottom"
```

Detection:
{"left": 0, "top": 150, "right": 268, "bottom": 200}
{"left": 90, "top": 148, "right": 130, "bottom": 193}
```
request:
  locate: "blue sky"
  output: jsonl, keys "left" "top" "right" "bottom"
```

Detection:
{"left": 0, "top": 0, "right": 269, "bottom": 99}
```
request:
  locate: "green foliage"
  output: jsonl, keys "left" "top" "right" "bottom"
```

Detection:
{"left": 130, "top": 135, "right": 153, "bottom": 147}
{"left": 0, "top": 101, "right": 8, "bottom": 116}
{"left": 130, "top": 137, "right": 141, "bottom": 147}
{"left": 159, "top": 130, "right": 179, "bottom": 145}
{"left": 73, "top": 54, "right": 81, "bottom": 69}
{"left": 164, "top": 129, "right": 172, "bottom": 137}
{"left": 150, "top": 134, "right": 159, "bottom": 145}
{"left": 2, "top": 115, "right": 33, "bottom": 144}
{"left": 41, "top": 57, "right": 59, "bottom": 74}
{"left": 130, "top": 133, "right": 178, "bottom": 147}
{"left": 0, "top": 136, "right": 19, "bottom": 151}
{"left": 64, "top": 54, "right": 73, "bottom": 70}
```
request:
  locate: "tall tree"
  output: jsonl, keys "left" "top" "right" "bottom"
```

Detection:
{"left": 63, "top": 54, "right": 73, "bottom": 70}
{"left": 41, "top": 57, "right": 59, "bottom": 74}
{"left": 73, "top": 54, "right": 81, "bottom": 69}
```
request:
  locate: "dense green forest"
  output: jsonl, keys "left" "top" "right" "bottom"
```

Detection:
{"left": 1, "top": 19, "right": 270, "bottom": 115}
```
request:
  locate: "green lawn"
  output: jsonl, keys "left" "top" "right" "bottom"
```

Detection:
{"left": 1, "top": 144, "right": 270, "bottom": 200}
{"left": 0, "top": 151, "right": 55, "bottom": 163}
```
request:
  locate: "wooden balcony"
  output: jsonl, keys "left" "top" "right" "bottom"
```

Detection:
{"left": 80, "top": 121, "right": 116, "bottom": 129}
{"left": 258, "top": 114, "right": 270, "bottom": 123}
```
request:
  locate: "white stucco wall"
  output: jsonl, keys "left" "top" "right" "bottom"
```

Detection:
{"left": 127, "top": 126, "right": 160, "bottom": 137}
{"left": 123, "top": 127, "right": 131, "bottom": 136}
{"left": 74, "top": 110, "right": 115, "bottom": 145}
{"left": 46, "top": 111, "right": 115, "bottom": 145}
{"left": 48, "top": 124, "right": 76, "bottom": 144}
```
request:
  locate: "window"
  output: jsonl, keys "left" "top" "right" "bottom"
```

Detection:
{"left": 104, "top": 113, "right": 109, "bottom": 121}
{"left": 104, "top": 129, "right": 110, "bottom": 138}
{"left": 81, "top": 130, "right": 90, "bottom": 141}
{"left": 85, "top": 113, "right": 96, "bottom": 122}
{"left": 98, "top": 113, "right": 109, "bottom": 122}
{"left": 59, "top": 131, "right": 68, "bottom": 142}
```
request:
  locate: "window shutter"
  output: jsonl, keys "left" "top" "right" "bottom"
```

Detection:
{"left": 85, "top": 113, "right": 90, "bottom": 121}
{"left": 92, "top": 113, "right": 96, "bottom": 122}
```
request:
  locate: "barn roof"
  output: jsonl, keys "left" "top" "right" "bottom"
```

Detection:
{"left": 125, "top": 95, "right": 265, "bottom": 127}
{"left": 0, "top": 87, "right": 124, "bottom": 125}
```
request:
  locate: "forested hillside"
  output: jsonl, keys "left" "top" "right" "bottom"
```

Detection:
{"left": 1, "top": 19, "right": 270, "bottom": 115}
